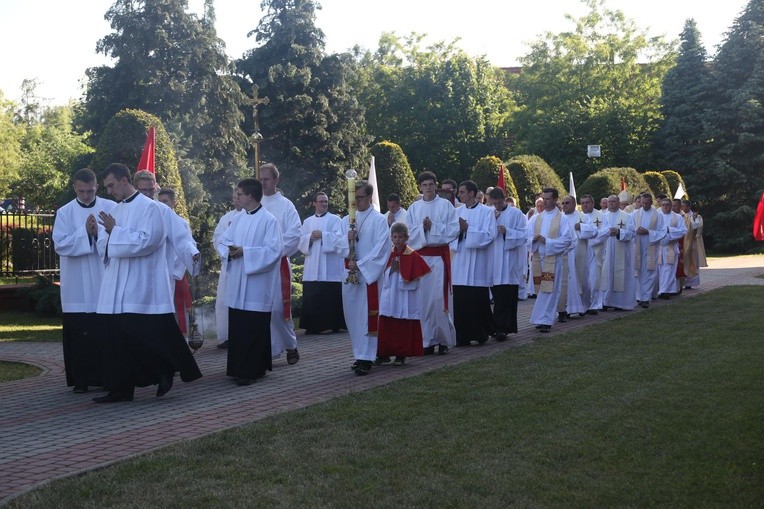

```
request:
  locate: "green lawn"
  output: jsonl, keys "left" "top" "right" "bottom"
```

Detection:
{"left": 0, "top": 311, "right": 62, "bottom": 342}
{"left": 9, "top": 286, "right": 764, "bottom": 508}
{"left": 0, "top": 360, "right": 41, "bottom": 382}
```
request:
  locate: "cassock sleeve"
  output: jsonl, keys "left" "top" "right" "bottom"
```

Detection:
{"left": 503, "top": 210, "right": 528, "bottom": 251}
{"left": 427, "top": 202, "right": 460, "bottom": 245}
{"left": 298, "top": 217, "right": 313, "bottom": 256}
{"left": 102, "top": 202, "right": 165, "bottom": 259}
{"left": 281, "top": 205, "right": 302, "bottom": 258}
{"left": 458, "top": 207, "right": 496, "bottom": 250}
{"left": 321, "top": 216, "right": 345, "bottom": 254}
{"left": 542, "top": 215, "right": 574, "bottom": 256}
{"left": 53, "top": 208, "right": 95, "bottom": 258}
{"left": 242, "top": 217, "right": 283, "bottom": 275}
{"left": 168, "top": 212, "right": 200, "bottom": 276}
{"left": 356, "top": 215, "right": 392, "bottom": 284}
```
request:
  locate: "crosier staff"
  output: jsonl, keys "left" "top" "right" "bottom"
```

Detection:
{"left": 345, "top": 169, "right": 359, "bottom": 285}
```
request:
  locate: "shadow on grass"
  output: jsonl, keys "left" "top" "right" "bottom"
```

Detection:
{"left": 0, "top": 311, "right": 61, "bottom": 342}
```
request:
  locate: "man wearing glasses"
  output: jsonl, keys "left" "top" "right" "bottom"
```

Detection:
{"left": 339, "top": 182, "right": 390, "bottom": 375}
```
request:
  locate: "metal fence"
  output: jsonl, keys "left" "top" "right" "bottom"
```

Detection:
{"left": 0, "top": 211, "right": 59, "bottom": 277}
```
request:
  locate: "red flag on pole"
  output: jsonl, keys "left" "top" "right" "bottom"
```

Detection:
{"left": 137, "top": 126, "right": 156, "bottom": 174}
{"left": 621, "top": 176, "right": 626, "bottom": 191}
{"left": 497, "top": 164, "right": 506, "bottom": 191}
{"left": 754, "top": 191, "right": 764, "bottom": 241}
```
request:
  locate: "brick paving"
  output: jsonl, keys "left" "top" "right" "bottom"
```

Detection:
{"left": 1, "top": 257, "right": 762, "bottom": 505}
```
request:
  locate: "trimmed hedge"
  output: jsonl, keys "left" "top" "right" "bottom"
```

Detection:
{"left": 642, "top": 171, "right": 671, "bottom": 198}
{"left": 661, "top": 170, "right": 689, "bottom": 200}
{"left": 470, "top": 156, "right": 519, "bottom": 201}
{"left": 505, "top": 155, "right": 565, "bottom": 210}
{"left": 578, "top": 167, "right": 650, "bottom": 202}
{"left": 370, "top": 141, "right": 419, "bottom": 211}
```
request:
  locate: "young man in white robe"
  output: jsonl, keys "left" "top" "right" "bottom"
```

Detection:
{"left": 598, "top": 195, "right": 637, "bottom": 311}
{"left": 259, "top": 163, "right": 301, "bottom": 365}
{"left": 632, "top": 193, "right": 664, "bottom": 308}
{"left": 53, "top": 168, "right": 115, "bottom": 394}
{"left": 488, "top": 187, "right": 528, "bottom": 340}
{"left": 133, "top": 171, "right": 200, "bottom": 332}
{"left": 385, "top": 193, "right": 408, "bottom": 227}
{"left": 577, "top": 194, "right": 606, "bottom": 314}
{"left": 298, "top": 192, "right": 346, "bottom": 334}
{"left": 212, "top": 189, "right": 242, "bottom": 349}
{"left": 94, "top": 163, "right": 201, "bottom": 403}
{"left": 218, "top": 178, "right": 283, "bottom": 386}
{"left": 451, "top": 180, "right": 496, "bottom": 345}
{"left": 558, "top": 195, "right": 587, "bottom": 321}
{"left": 338, "top": 181, "right": 390, "bottom": 375}
{"left": 656, "top": 198, "right": 687, "bottom": 298}
{"left": 405, "top": 171, "right": 460, "bottom": 354}
{"left": 527, "top": 188, "right": 574, "bottom": 332}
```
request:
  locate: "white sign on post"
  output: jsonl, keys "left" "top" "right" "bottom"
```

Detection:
{"left": 587, "top": 145, "right": 601, "bottom": 158}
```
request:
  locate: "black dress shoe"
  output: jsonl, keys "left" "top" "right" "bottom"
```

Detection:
{"left": 217, "top": 340, "right": 229, "bottom": 349}
{"left": 236, "top": 377, "right": 255, "bottom": 386}
{"left": 93, "top": 392, "right": 133, "bottom": 403}
{"left": 476, "top": 336, "right": 489, "bottom": 345}
{"left": 438, "top": 344, "right": 449, "bottom": 355}
{"left": 586, "top": 309, "right": 599, "bottom": 315}
{"left": 423, "top": 346, "right": 436, "bottom": 355}
{"left": 539, "top": 325, "right": 551, "bottom": 333}
{"left": 157, "top": 373, "right": 174, "bottom": 397}
{"left": 557, "top": 312, "right": 568, "bottom": 323}
{"left": 494, "top": 332, "right": 507, "bottom": 342}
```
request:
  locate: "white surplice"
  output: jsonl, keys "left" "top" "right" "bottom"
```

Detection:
{"left": 338, "top": 208, "right": 391, "bottom": 361}
{"left": 579, "top": 209, "right": 606, "bottom": 311}
{"left": 490, "top": 205, "right": 528, "bottom": 286}
{"left": 657, "top": 210, "right": 687, "bottom": 294}
{"left": 560, "top": 210, "right": 587, "bottom": 315}
{"left": 632, "top": 207, "right": 665, "bottom": 302}
{"left": 406, "top": 196, "right": 460, "bottom": 347}
{"left": 53, "top": 197, "right": 115, "bottom": 313}
{"left": 213, "top": 209, "right": 241, "bottom": 342}
{"left": 298, "top": 213, "right": 345, "bottom": 283}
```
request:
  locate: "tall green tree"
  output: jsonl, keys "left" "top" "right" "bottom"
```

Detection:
{"left": 693, "top": 0, "right": 764, "bottom": 252}
{"left": 509, "top": 0, "right": 674, "bottom": 180}
{"left": 81, "top": 0, "right": 248, "bottom": 204}
{"left": 355, "top": 33, "right": 515, "bottom": 183}
{"left": 654, "top": 19, "right": 711, "bottom": 173}
{"left": 236, "top": 0, "right": 369, "bottom": 215}
{"left": 0, "top": 91, "right": 22, "bottom": 198}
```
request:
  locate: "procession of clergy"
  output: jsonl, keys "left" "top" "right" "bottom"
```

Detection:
{"left": 54, "top": 163, "right": 707, "bottom": 401}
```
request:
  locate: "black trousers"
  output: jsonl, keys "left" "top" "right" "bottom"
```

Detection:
{"left": 491, "top": 284, "right": 519, "bottom": 334}
{"left": 62, "top": 312, "right": 105, "bottom": 388}
{"left": 227, "top": 308, "right": 272, "bottom": 379}
{"left": 453, "top": 285, "right": 493, "bottom": 344}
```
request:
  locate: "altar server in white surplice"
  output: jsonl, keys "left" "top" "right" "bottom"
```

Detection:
{"left": 558, "top": 196, "right": 586, "bottom": 321}
{"left": 598, "top": 195, "right": 637, "bottom": 311}
{"left": 527, "top": 188, "right": 574, "bottom": 333}
{"left": 94, "top": 163, "right": 201, "bottom": 403}
{"left": 218, "top": 178, "right": 283, "bottom": 386}
{"left": 656, "top": 198, "right": 687, "bottom": 298}
{"left": 212, "top": 189, "right": 242, "bottom": 348}
{"left": 259, "top": 163, "right": 301, "bottom": 365}
{"left": 488, "top": 187, "right": 528, "bottom": 339}
{"left": 406, "top": 171, "right": 460, "bottom": 355}
{"left": 53, "top": 168, "right": 115, "bottom": 394}
{"left": 385, "top": 193, "right": 408, "bottom": 227}
{"left": 632, "top": 193, "right": 664, "bottom": 308}
{"left": 298, "top": 192, "right": 347, "bottom": 334}
{"left": 338, "top": 181, "right": 390, "bottom": 376}
{"left": 451, "top": 180, "right": 496, "bottom": 346}
{"left": 577, "top": 194, "right": 606, "bottom": 314}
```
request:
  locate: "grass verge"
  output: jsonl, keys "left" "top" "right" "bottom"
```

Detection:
{"left": 0, "top": 311, "right": 62, "bottom": 342}
{"left": 0, "top": 360, "right": 41, "bottom": 382}
{"left": 9, "top": 286, "right": 764, "bottom": 507}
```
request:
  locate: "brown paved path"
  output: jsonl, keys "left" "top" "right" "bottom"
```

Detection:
{"left": 1, "top": 256, "right": 763, "bottom": 505}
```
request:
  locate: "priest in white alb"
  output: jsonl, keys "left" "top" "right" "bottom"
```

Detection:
{"left": 558, "top": 195, "right": 586, "bottom": 322}
{"left": 527, "top": 188, "right": 574, "bottom": 333}
{"left": 632, "top": 193, "right": 663, "bottom": 308}
{"left": 577, "top": 194, "right": 606, "bottom": 314}
{"left": 598, "top": 195, "right": 637, "bottom": 311}
{"left": 656, "top": 198, "right": 687, "bottom": 298}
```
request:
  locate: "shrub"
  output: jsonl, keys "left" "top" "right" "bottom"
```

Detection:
{"left": 505, "top": 155, "right": 565, "bottom": 210}
{"left": 17, "top": 276, "right": 61, "bottom": 317}
{"left": 578, "top": 167, "right": 650, "bottom": 202}
{"left": 470, "top": 156, "right": 519, "bottom": 201}
{"left": 642, "top": 171, "right": 671, "bottom": 198}
{"left": 661, "top": 170, "right": 688, "bottom": 199}
{"left": 370, "top": 141, "right": 419, "bottom": 211}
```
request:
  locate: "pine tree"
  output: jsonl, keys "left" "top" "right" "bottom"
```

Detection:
{"left": 236, "top": 0, "right": 368, "bottom": 216}
{"left": 655, "top": 19, "right": 711, "bottom": 173}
